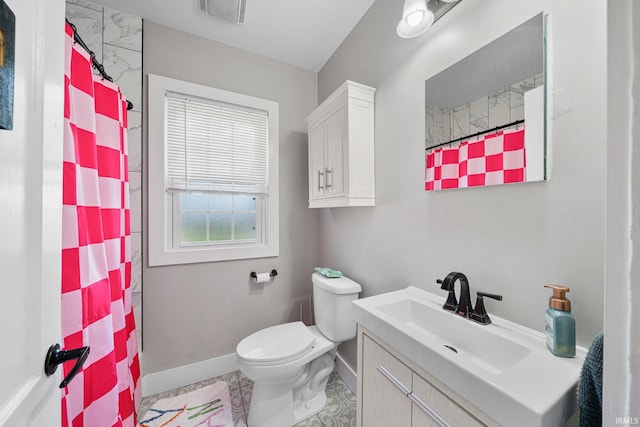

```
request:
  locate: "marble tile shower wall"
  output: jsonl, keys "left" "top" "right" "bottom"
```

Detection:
{"left": 426, "top": 73, "right": 543, "bottom": 148}
{"left": 66, "top": 0, "right": 143, "bottom": 350}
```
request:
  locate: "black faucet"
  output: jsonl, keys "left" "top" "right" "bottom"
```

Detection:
{"left": 438, "top": 272, "right": 473, "bottom": 318}
{"left": 470, "top": 291, "right": 503, "bottom": 325}
{"left": 436, "top": 278, "right": 456, "bottom": 312}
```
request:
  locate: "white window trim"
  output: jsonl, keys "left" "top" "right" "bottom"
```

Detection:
{"left": 148, "top": 74, "right": 279, "bottom": 266}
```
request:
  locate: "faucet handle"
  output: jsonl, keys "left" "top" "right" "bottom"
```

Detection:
{"left": 437, "top": 278, "right": 457, "bottom": 311}
{"left": 470, "top": 291, "right": 503, "bottom": 325}
{"left": 477, "top": 291, "right": 502, "bottom": 301}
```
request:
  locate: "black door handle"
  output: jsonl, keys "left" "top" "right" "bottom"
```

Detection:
{"left": 44, "top": 343, "right": 90, "bottom": 388}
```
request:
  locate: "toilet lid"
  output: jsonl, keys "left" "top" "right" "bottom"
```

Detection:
{"left": 237, "top": 322, "right": 315, "bottom": 363}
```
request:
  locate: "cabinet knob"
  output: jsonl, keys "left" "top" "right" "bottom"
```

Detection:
{"left": 325, "top": 168, "right": 332, "bottom": 189}
{"left": 317, "top": 170, "right": 324, "bottom": 191}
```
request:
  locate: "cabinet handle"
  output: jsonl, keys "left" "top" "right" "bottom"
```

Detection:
{"left": 325, "top": 168, "right": 332, "bottom": 189}
{"left": 317, "top": 170, "right": 324, "bottom": 191}
{"left": 378, "top": 365, "right": 452, "bottom": 427}
{"left": 409, "top": 392, "right": 452, "bottom": 427}
{"left": 376, "top": 365, "right": 411, "bottom": 396}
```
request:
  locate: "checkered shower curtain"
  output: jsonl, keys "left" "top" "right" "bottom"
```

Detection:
{"left": 61, "top": 22, "right": 141, "bottom": 427}
{"left": 425, "top": 127, "right": 526, "bottom": 191}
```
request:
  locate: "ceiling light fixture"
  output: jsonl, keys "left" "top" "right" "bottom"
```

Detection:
{"left": 397, "top": 0, "right": 434, "bottom": 38}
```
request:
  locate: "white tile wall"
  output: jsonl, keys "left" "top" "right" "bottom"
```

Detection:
{"left": 103, "top": 44, "right": 143, "bottom": 111}
{"left": 487, "top": 87, "right": 510, "bottom": 128}
{"left": 509, "top": 77, "right": 535, "bottom": 123}
{"left": 66, "top": 0, "right": 143, "bottom": 349}
{"left": 65, "top": 3, "right": 103, "bottom": 64}
{"left": 452, "top": 104, "right": 470, "bottom": 140}
{"left": 131, "top": 232, "right": 142, "bottom": 293}
{"left": 426, "top": 74, "right": 542, "bottom": 149}
{"left": 534, "top": 72, "right": 544, "bottom": 87}
{"left": 425, "top": 106, "right": 450, "bottom": 147}
{"left": 425, "top": 105, "right": 434, "bottom": 146}
{"left": 128, "top": 110, "right": 142, "bottom": 172}
{"left": 469, "top": 96, "right": 488, "bottom": 135}
{"left": 103, "top": 7, "right": 143, "bottom": 51}
{"left": 129, "top": 171, "right": 142, "bottom": 233}
{"left": 67, "top": 0, "right": 102, "bottom": 11}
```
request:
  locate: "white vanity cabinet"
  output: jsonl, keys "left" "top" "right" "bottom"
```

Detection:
{"left": 305, "top": 81, "right": 375, "bottom": 208}
{"left": 358, "top": 328, "right": 494, "bottom": 427}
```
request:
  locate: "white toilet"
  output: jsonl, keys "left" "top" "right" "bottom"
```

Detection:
{"left": 236, "top": 272, "right": 362, "bottom": 427}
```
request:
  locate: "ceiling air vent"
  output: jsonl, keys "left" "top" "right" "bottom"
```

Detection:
{"left": 199, "top": 0, "right": 246, "bottom": 24}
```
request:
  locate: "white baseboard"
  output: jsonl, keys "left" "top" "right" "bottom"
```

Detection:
{"left": 142, "top": 350, "right": 357, "bottom": 398}
{"left": 334, "top": 351, "right": 357, "bottom": 395}
{"left": 142, "top": 353, "right": 238, "bottom": 397}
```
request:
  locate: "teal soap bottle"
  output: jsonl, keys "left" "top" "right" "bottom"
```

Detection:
{"left": 544, "top": 285, "right": 576, "bottom": 357}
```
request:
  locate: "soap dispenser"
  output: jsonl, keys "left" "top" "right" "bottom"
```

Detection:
{"left": 544, "top": 285, "right": 576, "bottom": 357}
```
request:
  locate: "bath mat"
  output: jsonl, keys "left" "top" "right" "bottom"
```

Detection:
{"left": 138, "top": 381, "right": 234, "bottom": 427}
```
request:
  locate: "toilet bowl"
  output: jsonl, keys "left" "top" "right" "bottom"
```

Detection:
{"left": 236, "top": 273, "right": 362, "bottom": 427}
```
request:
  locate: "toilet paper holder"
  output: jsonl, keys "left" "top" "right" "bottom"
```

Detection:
{"left": 250, "top": 269, "right": 278, "bottom": 280}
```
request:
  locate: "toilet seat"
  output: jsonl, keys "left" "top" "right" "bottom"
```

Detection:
{"left": 237, "top": 322, "right": 316, "bottom": 366}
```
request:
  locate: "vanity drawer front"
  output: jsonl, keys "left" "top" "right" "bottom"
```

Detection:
{"left": 361, "top": 334, "right": 412, "bottom": 427}
{"left": 412, "top": 373, "right": 485, "bottom": 427}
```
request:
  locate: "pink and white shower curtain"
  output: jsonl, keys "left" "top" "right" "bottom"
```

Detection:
{"left": 61, "top": 23, "right": 141, "bottom": 427}
{"left": 425, "top": 127, "right": 526, "bottom": 191}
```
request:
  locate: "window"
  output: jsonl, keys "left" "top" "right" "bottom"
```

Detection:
{"left": 177, "top": 194, "right": 258, "bottom": 244}
{"left": 148, "top": 74, "right": 279, "bottom": 265}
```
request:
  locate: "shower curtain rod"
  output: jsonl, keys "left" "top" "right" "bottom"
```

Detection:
{"left": 425, "top": 119, "right": 525, "bottom": 151}
{"left": 65, "top": 18, "right": 134, "bottom": 111}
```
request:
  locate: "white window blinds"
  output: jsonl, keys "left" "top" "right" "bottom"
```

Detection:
{"left": 166, "top": 92, "right": 269, "bottom": 194}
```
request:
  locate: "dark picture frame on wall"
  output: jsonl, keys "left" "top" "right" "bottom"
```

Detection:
{"left": 0, "top": 0, "right": 15, "bottom": 131}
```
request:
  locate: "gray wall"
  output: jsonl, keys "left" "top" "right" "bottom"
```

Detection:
{"left": 142, "top": 21, "right": 318, "bottom": 374}
{"left": 319, "top": 0, "right": 606, "bottom": 368}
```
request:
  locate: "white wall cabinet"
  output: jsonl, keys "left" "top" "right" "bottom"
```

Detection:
{"left": 357, "top": 328, "right": 494, "bottom": 427}
{"left": 305, "top": 81, "right": 375, "bottom": 208}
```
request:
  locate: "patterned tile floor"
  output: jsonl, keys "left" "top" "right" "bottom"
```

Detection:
{"left": 139, "top": 369, "right": 356, "bottom": 427}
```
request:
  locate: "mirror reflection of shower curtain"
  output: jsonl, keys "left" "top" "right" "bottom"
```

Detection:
{"left": 425, "top": 127, "right": 526, "bottom": 191}
{"left": 61, "top": 22, "right": 141, "bottom": 427}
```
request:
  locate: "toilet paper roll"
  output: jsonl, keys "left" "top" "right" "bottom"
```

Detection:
{"left": 254, "top": 272, "right": 271, "bottom": 283}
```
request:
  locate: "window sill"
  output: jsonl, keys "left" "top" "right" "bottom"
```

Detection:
{"left": 148, "top": 243, "right": 279, "bottom": 266}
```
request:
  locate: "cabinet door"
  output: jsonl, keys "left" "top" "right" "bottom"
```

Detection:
{"left": 361, "top": 335, "right": 412, "bottom": 427}
{"left": 411, "top": 373, "right": 484, "bottom": 427}
{"left": 325, "top": 107, "right": 346, "bottom": 198}
{"left": 308, "top": 125, "right": 326, "bottom": 200}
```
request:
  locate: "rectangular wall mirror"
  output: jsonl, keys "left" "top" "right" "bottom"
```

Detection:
{"left": 425, "top": 13, "right": 546, "bottom": 191}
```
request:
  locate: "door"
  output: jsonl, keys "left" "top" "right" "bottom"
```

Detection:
{"left": 309, "top": 124, "right": 326, "bottom": 200}
{"left": 324, "top": 107, "right": 345, "bottom": 198}
{"left": 0, "top": 0, "right": 65, "bottom": 425}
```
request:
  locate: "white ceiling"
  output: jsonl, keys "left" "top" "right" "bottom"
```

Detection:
{"left": 87, "top": 0, "right": 377, "bottom": 72}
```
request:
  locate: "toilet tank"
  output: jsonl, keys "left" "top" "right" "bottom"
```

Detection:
{"left": 312, "top": 272, "right": 362, "bottom": 342}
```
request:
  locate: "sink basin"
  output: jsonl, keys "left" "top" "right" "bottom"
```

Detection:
{"left": 376, "top": 298, "right": 529, "bottom": 375}
{"left": 352, "top": 286, "right": 586, "bottom": 427}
